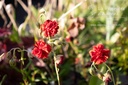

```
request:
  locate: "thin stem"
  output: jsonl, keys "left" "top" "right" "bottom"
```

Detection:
{"left": 58, "top": 0, "right": 86, "bottom": 21}
{"left": 0, "top": 75, "right": 7, "bottom": 85}
{"left": 92, "top": 62, "right": 99, "bottom": 71}
{"left": 23, "top": 79, "right": 28, "bottom": 85}
{"left": 45, "top": 66, "right": 54, "bottom": 80}
{"left": 69, "top": 42, "right": 79, "bottom": 54}
{"left": 105, "top": 81, "right": 108, "bottom": 85}
{"left": 104, "top": 63, "right": 116, "bottom": 85}
{"left": 48, "top": 35, "right": 60, "bottom": 85}
{"left": 4, "top": 4, "right": 18, "bottom": 31}
{"left": 53, "top": 55, "right": 60, "bottom": 85}
{"left": 17, "top": 0, "right": 29, "bottom": 13}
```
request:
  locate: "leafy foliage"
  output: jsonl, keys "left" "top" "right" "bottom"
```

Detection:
{"left": 0, "top": 0, "right": 128, "bottom": 85}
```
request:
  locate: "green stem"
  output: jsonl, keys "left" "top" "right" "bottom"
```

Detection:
{"left": 104, "top": 63, "right": 116, "bottom": 85}
{"left": 54, "top": 56, "right": 60, "bottom": 85}
{"left": 69, "top": 42, "right": 79, "bottom": 54}
{"left": 0, "top": 75, "right": 7, "bottom": 85}
{"left": 48, "top": 35, "right": 60, "bottom": 85}
{"left": 92, "top": 62, "right": 99, "bottom": 71}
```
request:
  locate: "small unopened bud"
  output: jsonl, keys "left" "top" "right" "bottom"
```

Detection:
{"left": 65, "top": 36, "right": 73, "bottom": 42}
{"left": 97, "top": 72, "right": 104, "bottom": 80}
{"left": 9, "top": 58, "right": 16, "bottom": 66}
{"left": 47, "top": 40, "right": 53, "bottom": 45}
{"left": 56, "top": 55, "right": 64, "bottom": 66}
{"left": 75, "top": 57, "right": 80, "bottom": 64}
{"left": 39, "top": 8, "right": 45, "bottom": 14}
{"left": 103, "top": 72, "right": 112, "bottom": 82}
{"left": 73, "top": 39, "right": 79, "bottom": 45}
{"left": 54, "top": 40, "right": 60, "bottom": 45}
{"left": 59, "top": 37, "right": 63, "bottom": 42}
{"left": 89, "top": 68, "right": 96, "bottom": 75}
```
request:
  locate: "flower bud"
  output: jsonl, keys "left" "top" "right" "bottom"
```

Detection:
{"left": 73, "top": 39, "right": 79, "bottom": 45}
{"left": 47, "top": 40, "right": 53, "bottom": 45}
{"left": 54, "top": 40, "right": 60, "bottom": 45}
{"left": 65, "top": 36, "right": 73, "bottom": 42}
{"left": 97, "top": 72, "right": 104, "bottom": 80}
{"left": 9, "top": 58, "right": 16, "bottom": 66}
{"left": 56, "top": 55, "right": 64, "bottom": 66}
{"left": 59, "top": 37, "right": 63, "bottom": 42}
{"left": 103, "top": 72, "right": 112, "bottom": 82}
{"left": 89, "top": 67, "right": 96, "bottom": 75}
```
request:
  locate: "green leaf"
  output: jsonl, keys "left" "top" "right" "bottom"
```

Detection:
{"left": 89, "top": 76, "right": 105, "bottom": 85}
{"left": 115, "top": 6, "right": 128, "bottom": 28}
{"left": 9, "top": 27, "right": 21, "bottom": 43}
{"left": 106, "top": 0, "right": 116, "bottom": 41}
{"left": 30, "top": 6, "right": 38, "bottom": 17}
{"left": 112, "top": 6, "right": 128, "bottom": 37}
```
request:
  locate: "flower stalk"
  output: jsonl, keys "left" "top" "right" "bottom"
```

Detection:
{"left": 104, "top": 63, "right": 116, "bottom": 85}
{"left": 54, "top": 54, "right": 60, "bottom": 85}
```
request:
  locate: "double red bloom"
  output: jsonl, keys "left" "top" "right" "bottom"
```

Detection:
{"left": 32, "top": 20, "right": 59, "bottom": 58}
{"left": 40, "top": 20, "right": 59, "bottom": 37}
{"left": 89, "top": 44, "right": 110, "bottom": 65}
{"left": 32, "top": 40, "right": 51, "bottom": 59}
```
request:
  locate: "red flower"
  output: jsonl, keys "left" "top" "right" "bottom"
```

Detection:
{"left": 32, "top": 40, "right": 51, "bottom": 59}
{"left": 40, "top": 20, "right": 59, "bottom": 37}
{"left": 89, "top": 44, "right": 110, "bottom": 65}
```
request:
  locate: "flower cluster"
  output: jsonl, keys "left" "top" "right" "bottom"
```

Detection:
{"left": 89, "top": 44, "right": 110, "bottom": 65}
{"left": 32, "top": 20, "right": 59, "bottom": 59}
